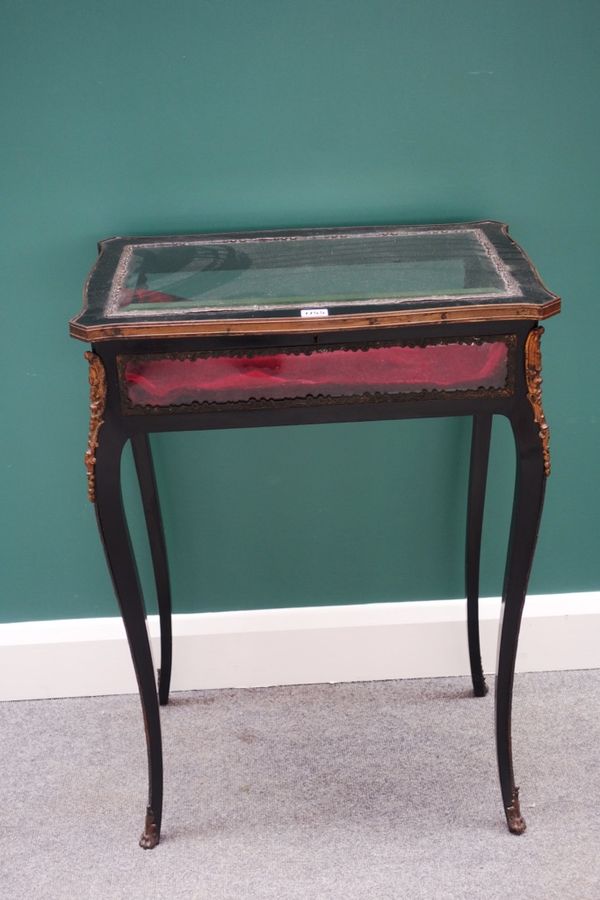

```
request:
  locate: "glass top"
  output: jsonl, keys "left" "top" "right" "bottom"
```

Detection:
{"left": 110, "top": 229, "right": 512, "bottom": 313}
{"left": 71, "top": 222, "right": 560, "bottom": 339}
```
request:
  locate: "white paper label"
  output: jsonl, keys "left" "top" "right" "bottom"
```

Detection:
{"left": 300, "top": 308, "right": 329, "bottom": 318}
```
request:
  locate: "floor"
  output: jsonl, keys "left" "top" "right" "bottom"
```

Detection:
{"left": 2, "top": 670, "right": 599, "bottom": 899}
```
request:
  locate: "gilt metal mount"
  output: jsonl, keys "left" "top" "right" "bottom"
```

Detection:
{"left": 84, "top": 351, "right": 107, "bottom": 502}
{"left": 525, "top": 327, "right": 551, "bottom": 477}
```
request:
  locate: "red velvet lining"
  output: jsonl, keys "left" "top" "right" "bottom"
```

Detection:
{"left": 123, "top": 341, "right": 508, "bottom": 406}
{"left": 120, "top": 289, "right": 184, "bottom": 307}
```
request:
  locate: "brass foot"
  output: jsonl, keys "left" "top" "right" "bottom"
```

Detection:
{"left": 139, "top": 807, "right": 160, "bottom": 849}
{"left": 506, "top": 787, "right": 527, "bottom": 835}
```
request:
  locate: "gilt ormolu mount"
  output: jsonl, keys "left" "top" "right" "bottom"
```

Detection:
{"left": 70, "top": 221, "right": 559, "bottom": 847}
{"left": 83, "top": 351, "right": 107, "bottom": 503}
{"left": 525, "top": 326, "right": 551, "bottom": 477}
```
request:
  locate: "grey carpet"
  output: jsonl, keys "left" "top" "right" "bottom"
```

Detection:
{"left": 1, "top": 670, "right": 599, "bottom": 900}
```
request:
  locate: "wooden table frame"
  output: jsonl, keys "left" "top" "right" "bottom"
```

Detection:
{"left": 82, "top": 315, "right": 550, "bottom": 848}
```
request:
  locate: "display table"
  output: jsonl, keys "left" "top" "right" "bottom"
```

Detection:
{"left": 70, "top": 221, "right": 560, "bottom": 848}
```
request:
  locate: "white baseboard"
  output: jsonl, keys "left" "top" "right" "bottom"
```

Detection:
{"left": 0, "top": 593, "right": 598, "bottom": 701}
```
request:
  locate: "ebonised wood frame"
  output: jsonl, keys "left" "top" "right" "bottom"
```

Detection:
{"left": 85, "top": 318, "right": 548, "bottom": 848}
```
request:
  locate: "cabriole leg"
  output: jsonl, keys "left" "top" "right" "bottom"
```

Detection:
{"left": 94, "top": 425, "right": 164, "bottom": 848}
{"left": 131, "top": 433, "right": 173, "bottom": 706}
{"left": 466, "top": 413, "right": 493, "bottom": 697}
{"left": 496, "top": 327, "right": 550, "bottom": 834}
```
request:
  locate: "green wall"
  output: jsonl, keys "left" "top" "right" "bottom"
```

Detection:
{"left": 2, "top": 1, "right": 599, "bottom": 623}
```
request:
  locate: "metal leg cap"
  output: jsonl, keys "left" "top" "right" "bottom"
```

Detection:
{"left": 506, "top": 787, "right": 527, "bottom": 835}
{"left": 507, "top": 813, "right": 527, "bottom": 835}
{"left": 139, "top": 808, "right": 160, "bottom": 849}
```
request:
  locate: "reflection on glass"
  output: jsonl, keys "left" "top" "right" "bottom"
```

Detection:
{"left": 109, "top": 229, "right": 514, "bottom": 316}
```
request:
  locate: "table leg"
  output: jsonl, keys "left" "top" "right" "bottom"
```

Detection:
{"left": 496, "top": 393, "right": 547, "bottom": 834}
{"left": 94, "top": 424, "right": 163, "bottom": 849}
{"left": 465, "top": 413, "right": 492, "bottom": 697}
{"left": 131, "top": 433, "right": 173, "bottom": 706}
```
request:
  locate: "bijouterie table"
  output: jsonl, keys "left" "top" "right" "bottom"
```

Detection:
{"left": 69, "top": 221, "right": 559, "bottom": 847}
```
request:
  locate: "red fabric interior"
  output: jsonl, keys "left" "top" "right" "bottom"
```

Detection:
{"left": 120, "top": 289, "right": 183, "bottom": 307}
{"left": 124, "top": 341, "right": 508, "bottom": 406}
